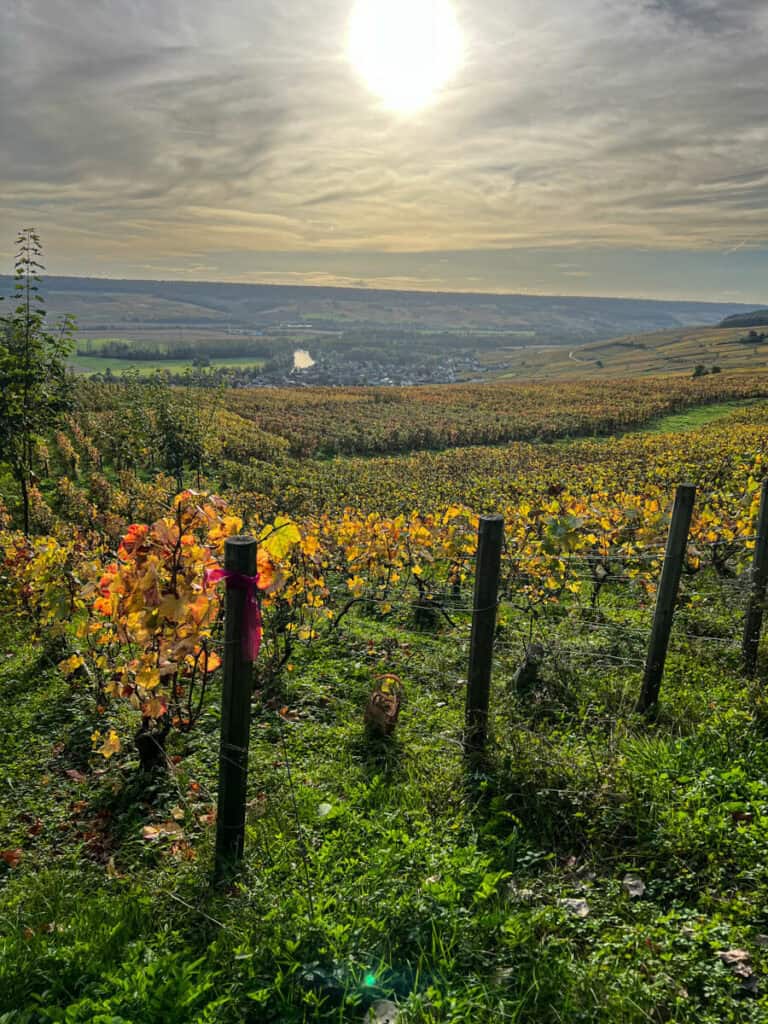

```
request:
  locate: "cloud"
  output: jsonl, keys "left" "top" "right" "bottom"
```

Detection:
{"left": 1, "top": 0, "right": 768, "bottom": 297}
{"left": 646, "top": 0, "right": 754, "bottom": 32}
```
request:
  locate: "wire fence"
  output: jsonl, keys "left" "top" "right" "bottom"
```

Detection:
{"left": 321, "top": 545, "right": 758, "bottom": 667}
{"left": 204, "top": 482, "right": 768, "bottom": 876}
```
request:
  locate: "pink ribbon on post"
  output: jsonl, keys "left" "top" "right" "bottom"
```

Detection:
{"left": 205, "top": 568, "right": 262, "bottom": 661}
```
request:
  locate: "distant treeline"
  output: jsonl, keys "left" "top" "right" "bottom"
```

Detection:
{"left": 77, "top": 328, "right": 530, "bottom": 365}
{"left": 77, "top": 338, "right": 276, "bottom": 360}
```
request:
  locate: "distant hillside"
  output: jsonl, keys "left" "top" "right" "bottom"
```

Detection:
{"left": 0, "top": 275, "right": 760, "bottom": 347}
{"left": 495, "top": 323, "right": 768, "bottom": 380}
{"left": 719, "top": 310, "right": 768, "bottom": 328}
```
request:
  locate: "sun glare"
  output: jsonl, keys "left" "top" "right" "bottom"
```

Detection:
{"left": 347, "top": 0, "right": 463, "bottom": 114}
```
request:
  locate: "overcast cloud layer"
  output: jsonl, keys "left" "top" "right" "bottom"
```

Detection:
{"left": 2, "top": 0, "right": 767, "bottom": 299}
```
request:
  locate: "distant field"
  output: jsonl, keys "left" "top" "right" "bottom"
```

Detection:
{"left": 68, "top": 353, "right": 265, "bottom": 375}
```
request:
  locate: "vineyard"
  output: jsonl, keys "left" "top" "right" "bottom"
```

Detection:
{"left": 221, "top": 373, "right": 768, "bottom": 456}
{"left": 77, "top": 369, "right": 768, "bottom": 460}
{"left": 2, "top": 376, "right": 768, "bottom": 1022}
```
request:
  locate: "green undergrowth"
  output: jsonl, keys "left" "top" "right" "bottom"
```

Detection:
{"left": 1, "top": 592, "right": 768, "bottom": 1022}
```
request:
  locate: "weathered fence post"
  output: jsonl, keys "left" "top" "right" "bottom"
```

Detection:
{"left": 465, "top": 514, "right": 504, "bottom": 754}
{"left": 743, "top": 478, "right": 768, "bottom": 677}
{"left": 637, "top": 484, "right": 696, "bottom": 714}
{"left": 214, "top": 535, "right": 257, "bottom": 882}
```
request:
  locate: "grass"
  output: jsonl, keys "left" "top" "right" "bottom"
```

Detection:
{"left": 639, "top": 400, "right": 760, "bottom": 434}
{"left": 544, "top": 399, "right": 761, "bottom": 452}
{"left": 2, "top": 568, "right": 768, "bottom": 1022}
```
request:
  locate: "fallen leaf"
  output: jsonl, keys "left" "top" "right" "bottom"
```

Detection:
{"left": 622, "top": 874, "right": 646, "bottom": 898}
{"left": 65, "top": 769, "right": 87, "bottom": 783}
{"left": 170, "top": 805, "right": 185, "bottom": 821}
{"left": 732, "top": 963, "right": 754, "bottom": 979}
{"left": 1, "top": 849, "right": 22, "bottom": 868}
{"left": 142, "top": 821, "right": 184, "bottom": 841}
{"left": 716, "top": 949, "right": 756, "bottom": 986}
{"left": 717, "top": 949, "right": 751, "bottom": 967}
{"left": 170, "top": 840, "right": 197, "bottom": 861}
{"left": 317, "top": 802, "right": 333, "bottom": 819}
{"left": 559, "top": 897, "right": 590, "bottom": 918}
{"left": 365, "top": 1000, "right": 399, "bottom": 1023}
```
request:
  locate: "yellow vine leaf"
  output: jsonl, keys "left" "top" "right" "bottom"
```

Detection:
{"left": 259, "top": 516, "right": 301, "bottom": 560}
{"left": 94, "top": 729, "right": 121, "bottom": 759}
{"left": 135, "top": 665, "right": 161, "bottom": 691}
{"left": 58, "top": 653, "right": 84, "bottom": 676}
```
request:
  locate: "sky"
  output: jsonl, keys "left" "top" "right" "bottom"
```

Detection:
{"left": 1, "top": 0, "right": 768, "bottom": 301}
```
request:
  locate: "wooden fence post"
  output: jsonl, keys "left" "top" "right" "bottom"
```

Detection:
{"left": 743, "top": 478, "right": 768, "bottom": 677}
{"left": 637, "top": 484, "right": 696, "bottom": 714}
{"left": 214, "top": 535, "right": 257, "bottom": 882}
{"left": 465, "top": 514, "right": 504, "bottom": 754}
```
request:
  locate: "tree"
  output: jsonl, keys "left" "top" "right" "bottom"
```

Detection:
{"left": 0, "top": 230, "right": 75, "bottom": 533}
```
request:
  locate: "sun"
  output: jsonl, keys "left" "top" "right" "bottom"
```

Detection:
{"left": 347, "top": 0, "right": 463, "bottom": 114}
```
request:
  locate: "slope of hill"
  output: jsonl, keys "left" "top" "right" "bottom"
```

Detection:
{"left": 497, "top": 324, "right": 768, "bottom": 380}
{"left": 720, "top": 309, "right": 768, "bottom": 328}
